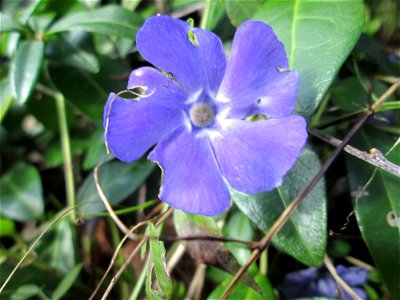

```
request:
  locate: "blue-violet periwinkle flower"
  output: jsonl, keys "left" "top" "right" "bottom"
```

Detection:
{"left": 280, "top": 265, "right": 369, "bottom": 299}
{"left": 104, "top": 16, "right": 307, "bottom": 216}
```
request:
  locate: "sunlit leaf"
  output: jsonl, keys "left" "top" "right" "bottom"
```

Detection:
{"left": 254, "top": 0, "right": 364, "bottom": 118}
{"left": 232, "top": 146, "right": 327, "bottom": 267}
{"left": 0, "top": 163, "right": 44, "bottom": 221}
{"left": 347, "top": 127, "right": 400, "bottom": 299}
{"left": 10, "top": 40, "right": 44, "bottom": 104}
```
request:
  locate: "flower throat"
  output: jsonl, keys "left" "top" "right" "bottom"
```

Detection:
{"left": 189, "top": 102, "right": 215, "bottom": 128}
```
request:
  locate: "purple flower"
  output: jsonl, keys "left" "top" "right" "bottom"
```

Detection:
{"left": 104, "top": 16, "right": 307, "bottom": 216}
{"left": 281, "top": 265, "right": 369, "bottom": 299}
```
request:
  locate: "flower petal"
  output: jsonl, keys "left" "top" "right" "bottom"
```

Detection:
{"left": 218, "top": 20, "right": 298, "bottom": 118}
{"left": 104, "top": 68, "right": 186, "bottom": 162}
{"left": 149, "top": 127, "right": 230, "bottom": 216}
{"left": 136, "top": 15, "right": 226, "bottom": 94}
{"left": 210, "top": 115, "right": 307, "bottom": 193}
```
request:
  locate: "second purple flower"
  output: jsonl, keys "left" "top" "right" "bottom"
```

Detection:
{"left": 104, "top": 16, "right": 307, "bottom": 216}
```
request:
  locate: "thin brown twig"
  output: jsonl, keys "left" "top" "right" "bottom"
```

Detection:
{"left": 100, "top": 208, "right": 174, "bottom": 300}
{"left": 94, "top": 157, "right": 137, "bottom": 239}
{"left": 220, "top": 79, "right": 400, "bottom": 299}
{"left": 0, "top": 208, "right": 75, "bottom": 294}
{"left": 309, "top": 128, "right": 400, "bottom": 177}
{"left": 324, "top": 255, "right": 361, "bottom": 300}
{"left": 89, "top": 219, "right": 154, "bottom": 300}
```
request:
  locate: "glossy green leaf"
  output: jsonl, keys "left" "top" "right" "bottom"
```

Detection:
{"left": 47, "top": 4, "right": 143, "bottom": 39}
{"left": 0, "top": 163, "right": 44, "bottom": 221}
{"left": 347, "top": 127, "right": 400, "bottom": 299}
{"left": 0, "top": 216, "right": 16, "bottom": 237}
{"left": 232, "top": 146, "right": 327, "bottom": 267}
{"left": 254, "top": 0, "right": 364, "bottom": 118}
{"left": 10, "top": 40, "right": 44, "bottom": 104}
{"left": 77, "top": 158, "right": 155, "bottom": 215}
{"left": 226, "top": 0, "right": 264, "bottom": 27}
{"left": 0, "top": 13, "right": 27, "bottom": 33}
{"left": 52, "top": 264, "right": 83, "bottom": 299}
{"left": 36, "top": 217, "right": 76, "bottom": 274}
{"left": 148, "top": 223, "right": 173, "bottom": 298}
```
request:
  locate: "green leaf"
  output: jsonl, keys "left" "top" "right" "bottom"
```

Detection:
{"left": 148, "top": 223, "right": 173, "bottom": 298}
{"left": 0, "top": 13, "right": 27, "bottom": 33}
{"left": 10, "top": 40, "right": 44, "bottom": 104}
{"left": 77, "top": 158, "right": 155, "bottom": 215}
{"left": 201, "top": 0, "right": 226, "bottom": 30}
{"left": 0, "top": 216, "right": 16, "bottom": 237}
{"left": 0, "top": 163, "right": 44, "bottom": 221}
{"left": 0, "top": 77, "right": 13, "bottom": 122}
{"left": 254, "top": 0, "right": 364, "bottom": 118}
{"left": 232, "top": 146, "right": 327, "bottom": 267}
{"left": 347, "top": 127, "right": 400, "bottom": 299}
{"left": 0, "top": 258, "right": 89, "bottom": 299}
{"left": 52, "top": 264, "right": 83, "bottom": 300}
{"left": 47, "top": 32, "right": 99, "bottom": 73}
{"left": 83, "top": 129, "right": 107, "bottom": 170}
{"left": 223, "top": 212, "right": 254, "bottom": 266}
{"left": 226, "top": 0, "right": 264, "bottom": 27}
{"left": 36, "top": 217, "right": 77, "bottom": 274}
{"left": 11, "top": 284, "right": 41, "bottom": 300}
{"left": 49, "top": 65, "right": 107, "bottom": 122}
{"left": 331, "top": 77, "right": 392, "bottom": 112}
{"left": 207, "top": 273, "right": 276, "bottom": 300}
{"left": 47, "top": 4, "right": 143, "bottom": 39}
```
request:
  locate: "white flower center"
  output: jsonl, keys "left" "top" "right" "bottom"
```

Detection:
{"left": 189, "top": 102, "right": 215, "bottom": 128}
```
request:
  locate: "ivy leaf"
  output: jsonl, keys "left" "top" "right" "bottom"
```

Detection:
{"left": 46, "top": 4, "right": 143, "bottom": 39}
{"left": 10, "top": 40, "right": 44, "bottom": 104}
{"left": 254, "top": 0, "right": 364, "bottom": 118}
{"left": 0, "top": 163, "right": 44, "bottom": 221}
{"left": 232, "top": 146, "right": 327, "bottom": 267}
{"left": 347, "top": 127, "right": 400, "bottom": 299}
